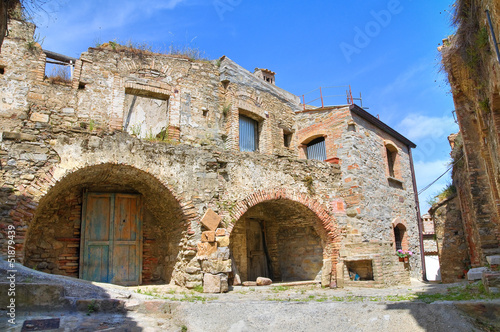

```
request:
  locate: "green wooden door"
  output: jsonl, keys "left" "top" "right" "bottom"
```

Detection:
{"left": 80, "top": 193, "right": 142, "bottom": 286}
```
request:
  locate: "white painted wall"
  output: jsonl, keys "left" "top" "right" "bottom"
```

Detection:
{"left": 425, "top": 255, "right": 441, "bottom": 281}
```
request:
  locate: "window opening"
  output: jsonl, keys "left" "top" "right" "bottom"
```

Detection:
{"left": 394, "top": 226, "right": 403, "bottom": 251}
{"left": 306, "top": 137, "right": 326, "bottom": 161}
{"left": 386, "top": 147, "right": 396, "bottom": 178}
{"left": 239, "top": 114, "right": 259, "bottom": 152}
{"left": 283, "top": 131, "right": 293, "bottom": 148}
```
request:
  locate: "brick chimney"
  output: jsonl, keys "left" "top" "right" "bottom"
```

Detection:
{"left": 254, "top": 68, "right": 276, "bottom": 85}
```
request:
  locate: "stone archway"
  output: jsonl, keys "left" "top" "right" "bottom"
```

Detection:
{"left": 22, "top": 163, "right": 191, "bottom": 285}
{"left": 227, "top": 189, "right": 340, "bottom": 286}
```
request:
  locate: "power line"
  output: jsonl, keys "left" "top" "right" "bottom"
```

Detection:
{"left": 417, "top": 154, "right": 464, "bottom": 196}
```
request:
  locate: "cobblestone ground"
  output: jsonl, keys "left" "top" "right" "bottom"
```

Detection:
{"left": 2, "top": 280, "right": 496, "bottom": 332}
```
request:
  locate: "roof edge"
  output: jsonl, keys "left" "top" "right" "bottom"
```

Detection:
{"left": 349, "top": 104, "right": 416, "bottom": 149}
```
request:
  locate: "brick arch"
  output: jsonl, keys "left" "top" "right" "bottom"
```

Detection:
{"left": 14, "top": 162, "right": 198, "bottom": 262}
{"left": 226, "top": 188, "right": 341, "bottom": 283}
{"left": 300, "top": 133, "right": 328, "bottom": 146}
{"left": 227, "top": 189, "right": 338, "bottom": 240}
{"left": 392, "top": 218, "right": 409, "bottom": 253}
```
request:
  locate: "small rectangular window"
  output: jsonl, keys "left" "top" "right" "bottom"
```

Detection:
{"left": 45, "top": 62, "right": 72, "bottom": 84}
{"left": 239, "top": 115, "right": 259, "bottom": 152}
{"left": 0, "top": 66, "right": 5, "bottom": 75}
{"left": 283, "top": 131, "right": 292, "bottom": 148}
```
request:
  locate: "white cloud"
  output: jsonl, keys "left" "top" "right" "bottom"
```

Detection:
{"left": 397, "top": 113, "right": 458, "bottom": 141}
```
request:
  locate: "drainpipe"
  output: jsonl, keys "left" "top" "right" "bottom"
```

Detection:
{"left": 409, "top": 147, "right": 427, "bottom": 281}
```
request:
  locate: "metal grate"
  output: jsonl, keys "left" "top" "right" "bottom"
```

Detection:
{"left": 306, "top": 137, "right": 326, "bottom": 161}
{"left": 239, "top": 115, "right": 258, "bottom": 152}
{"left": 394, "top": 227, "right": 402, "bottom": 251}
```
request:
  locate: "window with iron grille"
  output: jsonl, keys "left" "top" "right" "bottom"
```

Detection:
{"left": 239, "top": 114, "right": 259, "bottom": 152}
{"left": 394, "top": 226, "right": 403, "bottom": 251}
{"left": 306, "top": 137, "right": 327, "bottom": 161}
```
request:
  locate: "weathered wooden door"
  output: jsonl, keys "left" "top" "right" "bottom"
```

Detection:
{"left": 246, "top": 220, "right": 269, "bottom": 281}
{"left": 80, "top": 193, "right": 142, "bottom": 286}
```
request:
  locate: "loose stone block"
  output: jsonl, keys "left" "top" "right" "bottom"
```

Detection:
{"left": 467, "top": 267, "right": 487, "bottom": 281}
{"left": 203, "top": 273, "right": 221, "bottom": 293}
{"left": 486, "top": 255, "right": 500, "bottom": 266}
{"left": 216, "top": 247, "right": 230, "bottom": 260}
{"left": 336, "top": 262, "right": 344, "bottom": 288}
{"left": 201, "top": 231, "right": 216, "bottom": 243}
{"left": 201, "top": 259, "right": 231, "bottom": 274}
{"left": 220, "top": 274, "right": 229, "bottom": 293}
{"left": 216, "top": 235, "right": 230, "bottom": 247}
{"left": 215, "top": 228, "right": 226, "bottom": 236}
{"left": 321, "top": 259, "right": 332, "bottom": 287}
{"left": 256, "top": 277, "right": 272, "bottom": 286}
{"left": 233, "top": 273, "right": 242, "bottom": 286}
{"left": 186, "top": 281, "right": 202, "bottom": 289}
{"left": 196, "top": 242, "right": 217, "bottom": 258}
{"left": 30, "top": 112, "right": 49, "bottom": 123}
{"left": 242, "top": 281, "right": 257, "bottom": 287}
{"left": 482, "top": 271, "right": 500, "bottom": 294}
{"left": 200, "top": 208, "right": 222, "bottom": 231}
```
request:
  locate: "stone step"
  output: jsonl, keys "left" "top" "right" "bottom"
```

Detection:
{"left": 0, "top": 283, "right": 134, "bottom": 314}
{"left": 0, "top": 283, "right": 69, "bottom": 310}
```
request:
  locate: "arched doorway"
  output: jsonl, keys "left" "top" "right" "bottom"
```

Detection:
{"left": 24, "top": 163, "right": 186, "bottom": 286}
{"left": 230, "top": 199, "right": 333, "bottom": 283}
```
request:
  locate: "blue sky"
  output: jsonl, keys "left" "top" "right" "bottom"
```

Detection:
{"left": 34, "top": 0, "right": 459, "bottom": 213}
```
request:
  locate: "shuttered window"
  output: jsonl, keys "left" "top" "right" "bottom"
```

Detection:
{"left": 239, "top": 115, "right": 259, "bottom": 152}
{"left": 306, "top": 137, "right": 326, "bottom": 161}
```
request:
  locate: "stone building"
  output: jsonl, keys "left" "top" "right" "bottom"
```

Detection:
{"left": 0, "top": 16, "right": 421, "bottom": 291}
{"left": 439, "top": 0, "right": 500, "bottom": 271}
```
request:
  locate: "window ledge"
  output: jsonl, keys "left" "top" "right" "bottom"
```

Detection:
{"left": 388, "top": 177, "right": 404, "bottom": 188}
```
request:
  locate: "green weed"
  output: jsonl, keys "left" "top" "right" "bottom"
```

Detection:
{"left": 87, "top": 300, "right": 97, "bottom": 316}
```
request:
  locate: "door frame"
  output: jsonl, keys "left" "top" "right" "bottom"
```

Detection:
{"left": 79, "top": 192, "right": 143, "bottom": 285}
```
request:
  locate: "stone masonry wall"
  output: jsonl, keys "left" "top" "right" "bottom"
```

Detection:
{"left": 429, "top": 195, "right": 469, "bottom": 282}
{"left": 0, "top": 18, "right": 420, "bottom": 289}
{"left": 441, "top": 0, "right": 500, "bottom": 265}
{"left": 295, "top": 107, "right": 420, "bottom": 282}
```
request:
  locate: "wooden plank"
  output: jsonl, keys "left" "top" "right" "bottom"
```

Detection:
{"left": 81, "top": 192, "right": 142, "bottom": 286}
{"left": 82, "top": 193, "right": 113, "bottom": 283}
{"left": 112, "top": 194, "right": 141, "bottom": 285}
{"left": 247, "top": 220, "right": 269, "bottom": 281}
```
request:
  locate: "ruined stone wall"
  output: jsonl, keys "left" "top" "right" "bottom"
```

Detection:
{"left": 441, "top": 0, "right": 500, "bottom": 265}
{"left": 429, "top": 195, "right": 469, "bottom": 282}
{"left": 219, "top": 57, "right": 300, "bottom": 157}
{"left": 0, "top": 18, "right": 420, "bottom": 289}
